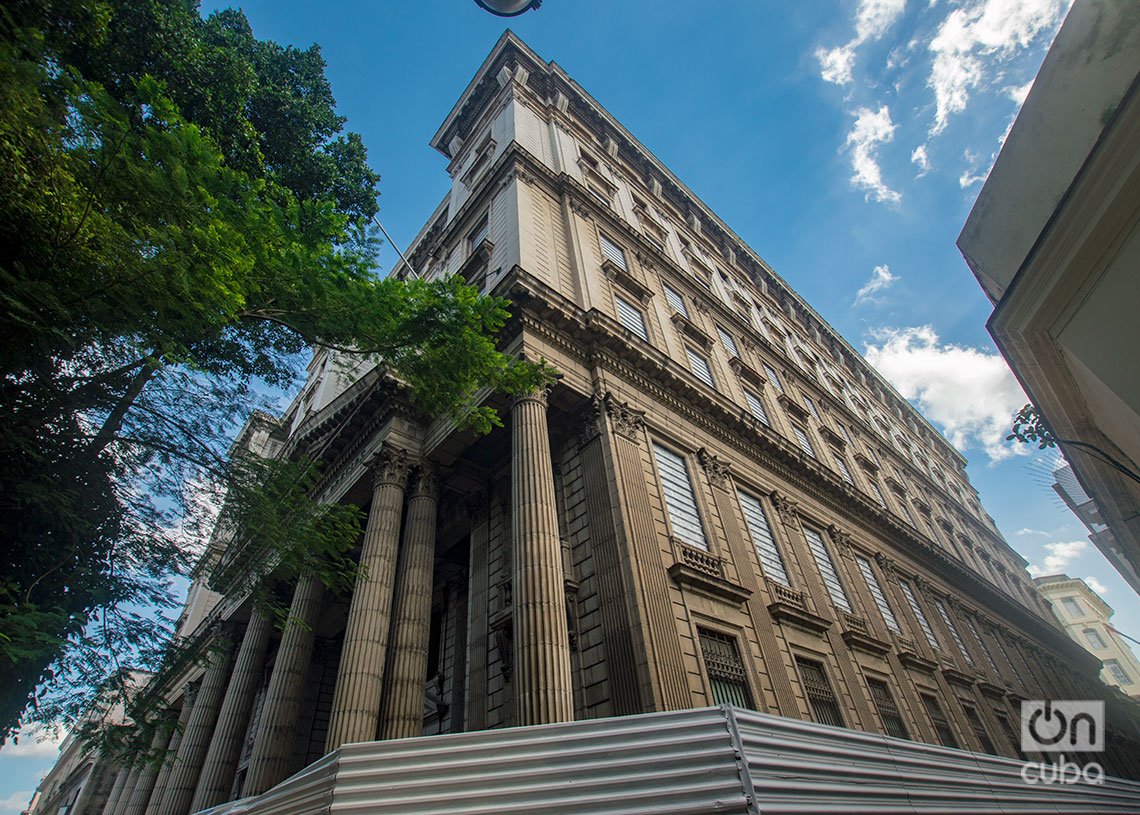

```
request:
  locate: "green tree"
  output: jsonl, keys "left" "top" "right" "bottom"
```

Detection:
{"left": 0, "top": 0, "right": 548, "bottom": 739}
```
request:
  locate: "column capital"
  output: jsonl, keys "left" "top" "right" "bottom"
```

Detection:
{"left": 601, "top": 391, "right": 645, "bottom": 440}
{"left": 367, "top": 446, "right": 412, "bottom": 488}
{"left": 512, "top": 386, "right": 552, "bottom": 409}
{"left": 770, "top": 490, "right": 800, "bottom": 528}
{"left": 696, "top": 447, "right": 731, "bottom": 490}
{"left": 409, "top": 463, "right": 438, "bottom": 501}
{"left": 827, "top": 524, "right": 853, "bottom": 557}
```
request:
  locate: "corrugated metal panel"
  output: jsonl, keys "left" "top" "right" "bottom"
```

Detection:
{"left": 728, "top": 706, "right": 1140, "bottom": 814}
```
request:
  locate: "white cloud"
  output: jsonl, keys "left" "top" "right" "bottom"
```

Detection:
{"left": 911, "top": 144, "right": 931, "bottom": 175}
{"left": 817, "top": 0, "right": 908, "bottom": 85}
{"left": 959, "top": 168, "right": 988, "bottom": 187}
{"left": 1006, "top": 79, "right": 1035, "bottom": 106}
{"left": 1015, "top": 527, "right": 1049, "bottom": 537}
{"left": 1026, "top": 540, "right": 1088, "bottom": 577}
{"left": 927, "top": 0, "right": 1068, "bottom": 136}
{"left": 845, "top": 106, "right": 902, "bottom": 204}
{"left": 0, "top": 792, "right": 33, "bottom": 813}
{"left": 863, "top": 325, "right": 1027, "bottom": 462}
{"left": 0, "top": 726, "right": 64, "bottom": 759}
{"left": 1084, "top": 575, "right": 1108, "bottom": 595}
{"left": 854, "top": 264, "right": 899, "bottom": 305}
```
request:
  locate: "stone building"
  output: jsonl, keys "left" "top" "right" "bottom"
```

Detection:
{"left": 1035, "top": 574, "right": 1140, "bottom": 699}
{"left": 92, "top": 31, "right": 1140, "bottom": 815}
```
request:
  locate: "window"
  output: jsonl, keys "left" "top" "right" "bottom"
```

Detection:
{"left": 614, "top": 294, "right": 648, "bottom": 341}
{"left": 763, "top": 363, "right": 784, "bottom": 394}
{"left": 934, "top": 599, "right": 973, "bottom": 664}
{"left": 832, "top": 450, "right": 855, "bottom": 486}
{"left": 899, "top": 579, "right": 939, "bottom": 650}
{"left": 738, "top": 491, "right": 790, "bottom": 586}
{"left": 868, "top": 481, "right": 888, "bottom": 510}
{"left": 699, "top": 629, "right": 753, "bottom": 708}
{"left": 803, "top": 527, "right": 852, "bottom": 613}
{"left": 857, "top": 556, "right": 901, "bottom": 634}
{"left": 1082, "top": 628, "right": 1107, "bottom": 650}
{"left": 1106, "top": 659, "right": 1133, "bottom": 685}
{"left": 867, "top": 679, "right": 908, "bottom": 739}
{"left": 796, "top": 658, "right": 844, "bottom": 728}
{"left": 468, "top": 214, "right": 489, "bottom": 250}
{"left": 599, "top": 233, "right": 627, "bottom": 271}
{"left": 992, "top": 710, "right": 1027, "bottom": 760}
{"left": 836, "top": 422, "right": 852, "bottom": 444}
{"left": 791, "top": 424, "right": 816, "bottom": 459}
{"left": 686, "top": 347, "right": 715, "bottom": 389}
{"left": 652, "top": 444, "right": 708, "bottom": 550}
{"left": 1060, "top": 596, "right": 1083, "bottom": 618}
{"left": 717, "top": 326, "right": 739, "bottom": 358}
{"left": 961, "top": 704, "right": 996, "bottom": 754}
{"left": 965, "top": 616, "right": 1001, "bottom": 676}
{"left": 921, "top": 693, "right": 959, "bottom": 748}
{"left": 743, "top": 389, "right": 770, "bottom": 427}
{"left": 803, "top": 395, "right": 821, "bottom": 422}
{"left": 664, "top": 283, "right": 688, "bottom": 317}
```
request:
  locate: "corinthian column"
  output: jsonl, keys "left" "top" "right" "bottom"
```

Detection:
{"left": 119, "top": 719, "right": 173, "bottom": 815}
{"left": 379, "top": 465, "right": 439, "bottom": 741}
{"left": 511, "top": 389, "right": 574, "bottom": 725}
{"left": 241, "top": 575, "right": 326, "bottom": 797}
{"left": 156, "top": 630, "right": 235, "bottom": 815}
{"left": 190, "top": 607, "right": 272, "bottom": 812}
{"left": 325, "top": 447, "right": 411, "bottom": 751}
{"left": 142, "top": 689, "right": 195, "bottom": 815}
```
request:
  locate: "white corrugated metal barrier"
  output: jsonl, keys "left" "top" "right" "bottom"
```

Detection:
{"left": 197, "top": 706, "right": 1140, "bottom": 815}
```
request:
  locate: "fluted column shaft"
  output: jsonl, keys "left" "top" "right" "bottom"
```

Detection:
{"left": 99, "top": 768, "right": 130, "bottom": 815}
{"left": 242, "top": 575, "right": 326, "bottom": 796}
{"left": 143, "top": 690, "right": 194, "bottom": 815}
{"left": 190, "top": 608, "right": 272, "bottom": 811}
{"left": 511, "top": 390, "right": 574, "bottom": 725}
{"left": 325, "top": 447, "right": 411, "bottom": 751}
{"left": 379, "top": 466, "right": 438, "bottom": 740}
{"left": 156, "top": 633, "right": 234, "bottom": 815}
{"left": 110, "top": 760, "right": 144, "bottom": 815}
{"left": 120, "top": 721, "right": 173, "bottom": 815}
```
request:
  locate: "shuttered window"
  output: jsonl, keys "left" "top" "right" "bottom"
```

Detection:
{"left": 921, "top": 694, "right": 959, "bottom": 748}
{"left": 699, "top": 629, "right": 753, "bottom": 709}
{"left": 832, "top": 451, "right": 855, "bottom": 486}
{"left": 664, "top": 284, "right": 688, "bottom": 317}
{"left": 717, "top": 326, "right": 739, "bottom": 358}
{"left": 614, "top": 294, "right": 648, "bottom": 341}
{"left": 934, "top": 599, "right": 973, "bottom": 664}
{"left": 652, "top": 444, "right": 708, "bottom": 550}
{"left": 763, "top": 363, "right": 783, "bottom": 394}
{"left": 961, "top": 704, "right": 996, "bottom": 754}
{"left": 993, "top": 710, "right": 1027, "bottom": 760}
{"left": 965, "top": 616, "right": 1001, "bottom": 676}
{"left": 868, "top": 481, "right": 888, "bottom": 509}
{"left": 744, "top": 389, "right": 770, "bottom": 426}
{"left": 837, "top": 422, "right": 852, "bottom": 444}
{"left": 792, "top": 424, "right": 816, "bottom": 459}
{"left": 686, "top": 348, "right": 715, "bottom": 389}
{"left": 867, "top": 679, "right": 908, "bottom": 739}
{"left": 899, "top": 580, "right": 939, "bottom": 650}
{"left": 796, "top": 658, "right": 844, "bottom": 728}
{"left": 804, "top": 395, "right": 821, "bottom": 421}
{"left": 738, "top": 491, "right": 789, "bottom": 586}
{"left": 804, "top": 527, "right": 851, "bottom": 613}
{"left": 599, "top": 233, "right": 627, "bottom": 270}
{"left": 468, "top": 215, "right": 488, "bottom": 250}
{"left": 857, "top": 556, "right": 901, "bottom": 634}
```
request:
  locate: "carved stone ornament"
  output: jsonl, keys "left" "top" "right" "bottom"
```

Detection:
{"left": 512, "top": 386, "right": 552, "bottom": 409}
{"left": 874, "top": 552, "right": 896, "bottom": 575}
{"left": 569, "top": 197, "right": 594, "bottom": 220}
{"left": 828, "top": 525, "right": 853, "bottom": 557}
{"left": 697, "top": 447, "right": 731, "bottom": 490}
{"left": 770, "top": 490, "right": 800, "bottom": 527}
{"left": 578, "top": 395, "right": 606, "bottom": 446}
{"left": 602, "top": 392, "right": 646, "bottom": 440}
{"left": 912, "top": 574, "right": 931, "bottom": 593}
{"left": 368, "top": 446, "right": 412, "bottom": 488}
{"left": 410, "top": 464, "right": 438, "bottom": 501}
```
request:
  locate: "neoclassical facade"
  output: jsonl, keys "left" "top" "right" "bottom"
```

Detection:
{"left": 81, "top": 31, "right": 1140, "bottom": 815}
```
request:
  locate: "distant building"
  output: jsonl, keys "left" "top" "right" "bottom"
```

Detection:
{"left": 1034, "top": 574, "right": 1140, "bottom": 698}
{"left": 958, "top": 0, "right": 1140, "bottom": 594}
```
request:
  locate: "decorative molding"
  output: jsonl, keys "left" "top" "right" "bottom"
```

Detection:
{"left": 697, "top": 447, "right": 731, "bottom": 490}
{"left": 770, "top": 490, "right": 800, "bottom": 528}
{"left": 601, "top": 391, "right": 646, "bottom": 440}
{"left": 828, "top": 525, "right": 853, "bottom": 557}
{"left": 368, "top": 446, "right": 412, "bottom": 489}
{"left": 671, "top": 311, "right": 713, "bottom": 349}
{"left": 410, "top": 464, "right": 438, "bottom": 501}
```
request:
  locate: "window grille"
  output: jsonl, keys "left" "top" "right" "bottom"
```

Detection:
{"left": 699, "top": 629, "right": 753, "bottom": 709}
{"left": 961, "top": 704, "right": 996, "bottom": 754}
{"left": 867, "top": 678, "right": 908, "bottom": 739}
{"left": 652, "top": 444, "right": 708, "bottom": 550}
{"left": 921, "top": 693, "right": 958, "bottom": 748}
{"left": 965, "top": 616, "right": 1001, "bottom": 676}
{"left": 868, "top": 481, "right": 888, "bottom": 510}
{"left": 796, "top": 658, "right": 844, "bottom": 728}
{"left": 804, "top": 527, "right": 851, "bottom": 613}
{"left": 738, "top": 491, "right": 789, "bottom": 586}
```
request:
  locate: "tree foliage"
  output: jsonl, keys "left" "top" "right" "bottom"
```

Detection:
{"left": 0, "top": 0, "right": 548, "bottom": 740}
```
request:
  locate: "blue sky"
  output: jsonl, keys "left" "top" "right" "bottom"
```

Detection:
{"left": 3, "top": 0, "right": 1136, "bottom": 807}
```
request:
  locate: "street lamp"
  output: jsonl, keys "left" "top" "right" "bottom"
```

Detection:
{"left": 473, "top": 0, "right": 541, "bottom": 16}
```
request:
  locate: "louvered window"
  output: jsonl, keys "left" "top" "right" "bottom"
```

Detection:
{"left": 686, "top": 348, "right": 715, "bottom": 389}
{"left": 738, "top": 491, "right": 789, "bottom": 586}
{"left": 837, "top": 422, "right": 852, "bottom": 444}
{"left": 868, "top": 481, "right": 888, "bottom": 510}
{"left": 965, "top": 616, "right": 1001, "bottom": 676}
{"left": 934, "top": 599, "right": 973, "bottom": 664}
{"left": 614, "top": 294, "right": 648, "bottom": 341}
{"left": 763, "top": 363, "right": 783, "bottom": 394}
{"left": 653, "top": 444, "right": 708, "bottom": 550}
{"left": 664, "top": 284, "right": 688, "bottom": 317}
{"left": 743, "top": 390, "right": 770, "bottom": 426}
{"left": 899, "top": 580, "right": 939, "bottom": 650}
{"left": 804, "top": 395, "right": 821, "bottom": 421}
{"left": 867, "top": 679, "right": 908, "bottom": 739}
{"left": 961, "top": 704, "right": 996, "bottom": 753}
{"left": 804, "top": 527, "right": 851, "bottom": 613}
{"left": 599, "top": 233, "right": 627, "bottom": 271}
{"left": 468, "top": 215, "right": 488, "bottom": 250}
{"left": 832, "top": 451, "right": 855, "bottom": 486}
{"left": 993, "top": 710, "right": 1027, "bottom": 760}
{"left": 699, "top": 629, "right": 753, "bottom": 708}
{"left": 857, "top": 556, "right": 901, "bottom": 634}
{"left": 797, "top": 658, "right": 844, "bottom": 728}
{"left": 717, "top": 326, "right": 738, "bottom": 358}
{"left": 921, "top": 694, "right": 959, "bottom": 748}
{"left": 792, "top": 424, "right": 816, "bottom": 459}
